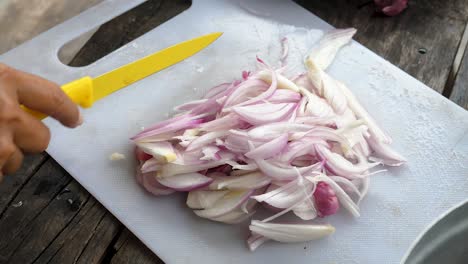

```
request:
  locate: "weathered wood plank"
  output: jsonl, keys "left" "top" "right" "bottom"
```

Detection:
{"left": 69, "top": 0, "right": 191, "bottom": 67}
{"left": 450, "top": 43, "right": 468, "bottom": 110}
{"left": 33, "top": 194, "right": 122, "bottom": 264}
{"left": 110, "top": 233, "right": 164, "bottom": 264}
{"left": 294, "top": 0, "right": 468, "bottom": 93}
{"left": 0, "top": 154, "right": 47, "bottom": 216}
{"left": 0, "top": 159, "right": 71, "bottom": 263}
{"left": 0, "top": 159, "right": 122, "bottom": 264}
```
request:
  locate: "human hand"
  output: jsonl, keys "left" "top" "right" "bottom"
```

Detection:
{"left": 0, "top": 64, "right": 82, "bottom": 181}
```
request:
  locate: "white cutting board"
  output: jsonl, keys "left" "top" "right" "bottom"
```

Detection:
{"left": 1, "top": 0, "right": 467, "bottom": 263}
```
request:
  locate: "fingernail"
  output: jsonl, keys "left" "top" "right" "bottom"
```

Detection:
{"left": 73, "top": 112, "right": 84, "bottom": 128}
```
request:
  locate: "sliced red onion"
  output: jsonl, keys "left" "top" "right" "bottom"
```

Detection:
{"left": 268, "top": 89, "right": 301, "bottom": 104}
{"left": 194, "top": 189, "right": 254, "bottom": 219}
{"left": 309, "top": 28, "right": 357, "bottom": 70}
{"left": 212, "top": 171, "right": 270, "bottom": 190}
{"left": 316, "top": 145, "right": 379, "bottom": 178}
{"left": 223, "top": 79, "right": 269, "bottom": 107}
{"left": 212, "top": 208, "right": 256, "bottom": 224}
{"left": 139, "top": 170, "right": 174, "bottom": 196}
{"left": 248, "top": 122, "right": 313, "bottom": 140}
{"left": 293, "top": 198, "right": 318, "bottom": 220}
{"left": 136, "top": 141, "right": 176, "bottom": 162}
{"left": 157, "top": 173, "right": 213, "bottom": 191}
{"left": 141, "top": 158, "right": 161, "bottom": 173}
{"left": 132, "top": 115, "right": 203, "bottom": 141}
{"left": 230, "top": 68, "right": 278, "bottom": 108}
{"left": 186, "top": 131, "right": 229, "bottom": 151}
{"left": 160, "top": 160, "right": 228, "bottom": 177}
{"left": 337, "top": 82, "right": 392, "bottom": 144}
{"left": 255, "top": 159, "right": 321, "bottom": 181}
{"left": 245, "top": 134, "right": 289, "bottom": 160}
{"left": 204, "top": 82, "right": 231, "bottom": 99}
{"left": 131, "top": 29, "right": 406, "bottom": 250}
{"left": 255, "top": 70, "right": 300, "bottom": 92}
{"left": 186, "top": 190, "right": 229, "bottom": 209}
{"left": 306, "top": 62, "right": 348, "bottom": 115}
{"left": 367, "top": 135, "right": 406, "bottom": 166}
{"left": 247, "top": 233, "right": 269, "bottom": 251}
{"left": 174, "top": 98, "right": 208, "bottom": 112}
{"left": 199, "top": 114, "right": 240, "bottom": 132}
{"left": 200, "top": 146, "right": 221, "bottom": 161}
{"left": 329, "top": 176, "right": 362, "bottom": 203}
{"left": 232, "top": 103, "right": 296, "bottom": 125}
{"left": 135, "top": 147, "right": 152, "bottom": 162}
{"left": 249, "top": 220, "right": 335, "bottom": 243}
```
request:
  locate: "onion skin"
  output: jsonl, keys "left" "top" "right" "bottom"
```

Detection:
{"left": 314, "top": 182, "right": 339, "bottom": 217}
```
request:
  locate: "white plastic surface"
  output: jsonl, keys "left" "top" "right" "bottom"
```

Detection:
{"left": 1, "top": 1, "right": 467, "bottom": 263}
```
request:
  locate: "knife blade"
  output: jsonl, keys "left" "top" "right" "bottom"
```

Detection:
{"left": 24, "top": 32, "right": 222, "bottom": 119}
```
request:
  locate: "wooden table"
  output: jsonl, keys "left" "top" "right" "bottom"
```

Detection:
{"left": 1, "top": 0, "right": 467, "bottom": 263}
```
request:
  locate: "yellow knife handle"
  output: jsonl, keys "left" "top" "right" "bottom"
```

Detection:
{"left": 22, "top": 76, "right": 94, "bottom": 120}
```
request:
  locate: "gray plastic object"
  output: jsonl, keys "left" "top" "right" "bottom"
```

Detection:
{"left": 403, "top": 200, "right": 468, "bottom": 264}
{"left": 0, "top": 0, "right": 467, "bottom": 263}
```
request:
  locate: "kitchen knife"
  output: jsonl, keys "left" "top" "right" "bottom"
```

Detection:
{"left": 23, "top": 32, "right": 222, "bottom": 119}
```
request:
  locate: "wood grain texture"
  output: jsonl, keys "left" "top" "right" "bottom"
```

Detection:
{"left": 451, "top": 43, "right": 468, "bottom": 110}
{"left": 0, "top": 160, "right": 122, "bottom": 264}
{"left": 0, "top": 154, "right": 47, "bottom": 216}
{"left": 294, "top": 0, "right": 468, "bottom": 93}
{"left": 69, "top": 0, "right": 191, "bottom": 67}
{"left": 110, "top": 233, "right": 164, "bottom": 264}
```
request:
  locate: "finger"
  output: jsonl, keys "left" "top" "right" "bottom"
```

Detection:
{"left": 2, "top": 147, "right": 23, "bottom": 175}
{"left": 13, "top": 109, "right": 51, "bottom": 153}
{"left": 0, "top": 135, "right": 17, "bottom": 174}
{"left": 0, "top": 64, "right": 82, "bottom": 128}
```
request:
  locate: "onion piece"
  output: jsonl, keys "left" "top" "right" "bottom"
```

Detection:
{"left": 245, "top": 134, "right": 289, "bottom": 160}
{"left": 247, "top": 233, "right": 269, "bottom": 251}
{"left": 249, "top": 220, "right": 335, "bottom": 243}
{"left": 255, "top": 159, "right": 321, "bottom": 181}
{"left": 141, "top": 158, "right": 161, "bottom": 173}
{"left": 248, "top": 122, "right": 313, "bottom": 140}
{"left": 159, "top": 160, "right": 228, "bottom": 177}
{"left": 138, "top": 170, "right": 174, "bottom": 196}
{"left": 186, "top": 190, "right": 229, "bottom": 209}
{"left": 186, "top": 131, "right": 229, "bottom": 151}
{"left": 157, "top": 173, "right": 213, "bottom": 191}
{"left": 308, "top": 28, "right": 357, "bottom": 70}
{"left": 268, "top": 89, "right": 301, "bottom": 104}
{"left": 309, "top": 174, "right": 360, "bottom": 217}
{"left": 194, "top": 189, "right": 254, "bottom": 219}
{"left": 136, "top": 141, "right": 176, "bottom": 163}
{"left": 233, "top": 103, "right": 296, "bottom": 125}
{"left": 213, "top": 171, "right": 271, "bottom": 190}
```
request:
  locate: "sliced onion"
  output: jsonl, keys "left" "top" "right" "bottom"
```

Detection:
{"left": 212, "top": 171, "right": 270, "bottom": 190}
{"left": 186, "top": 131, "right": 229, "bottom": 151}
{"left": 194, "top": 189, "right": 254, "bottom": 219}
{"left": 245, "top": 134, "right": 289, "bottom": 160}
{"left": 249, "top": 220, "right": 335, "bottom": 243}
{"left": 186, "top": 190, "right": 229, "bottom": 209}
{"left": 159, "top": 160, "right": 228, "bottom": 177}
{"left": 141, "top": 158, "right": 161, "bottom": 173}
{"left": 268, "top": 89, "right": 301, "bottom": 104}
{"left": 139, "top": 170, "right": 174, "bottom": 196}
{"left": 157, "top": 173, "right": 213, "bottom": 191}
{"left": 247, "top": 233, "right": 269, "bottom": 251}
{"left": 233, "top": 103, "right": 296, "bottom": 125}
{"left": 308, "top": 28, "right": 356, "bottom": 70}
{"left": 248, "top": 122, "right": 313, "bottom": 140}
{"left": 136, "top": 141, "right": 176, "bottom": 162}
{"left": 255, "top": 159, "right": 321, "bottom": 181}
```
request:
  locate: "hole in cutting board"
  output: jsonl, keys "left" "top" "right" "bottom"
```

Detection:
{"left": 58, "top": 0, "right": 192, "bottom": 67}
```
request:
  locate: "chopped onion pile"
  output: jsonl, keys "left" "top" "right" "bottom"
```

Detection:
{"left": 131, "top": 28, "right": 405, "bottom": 251}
